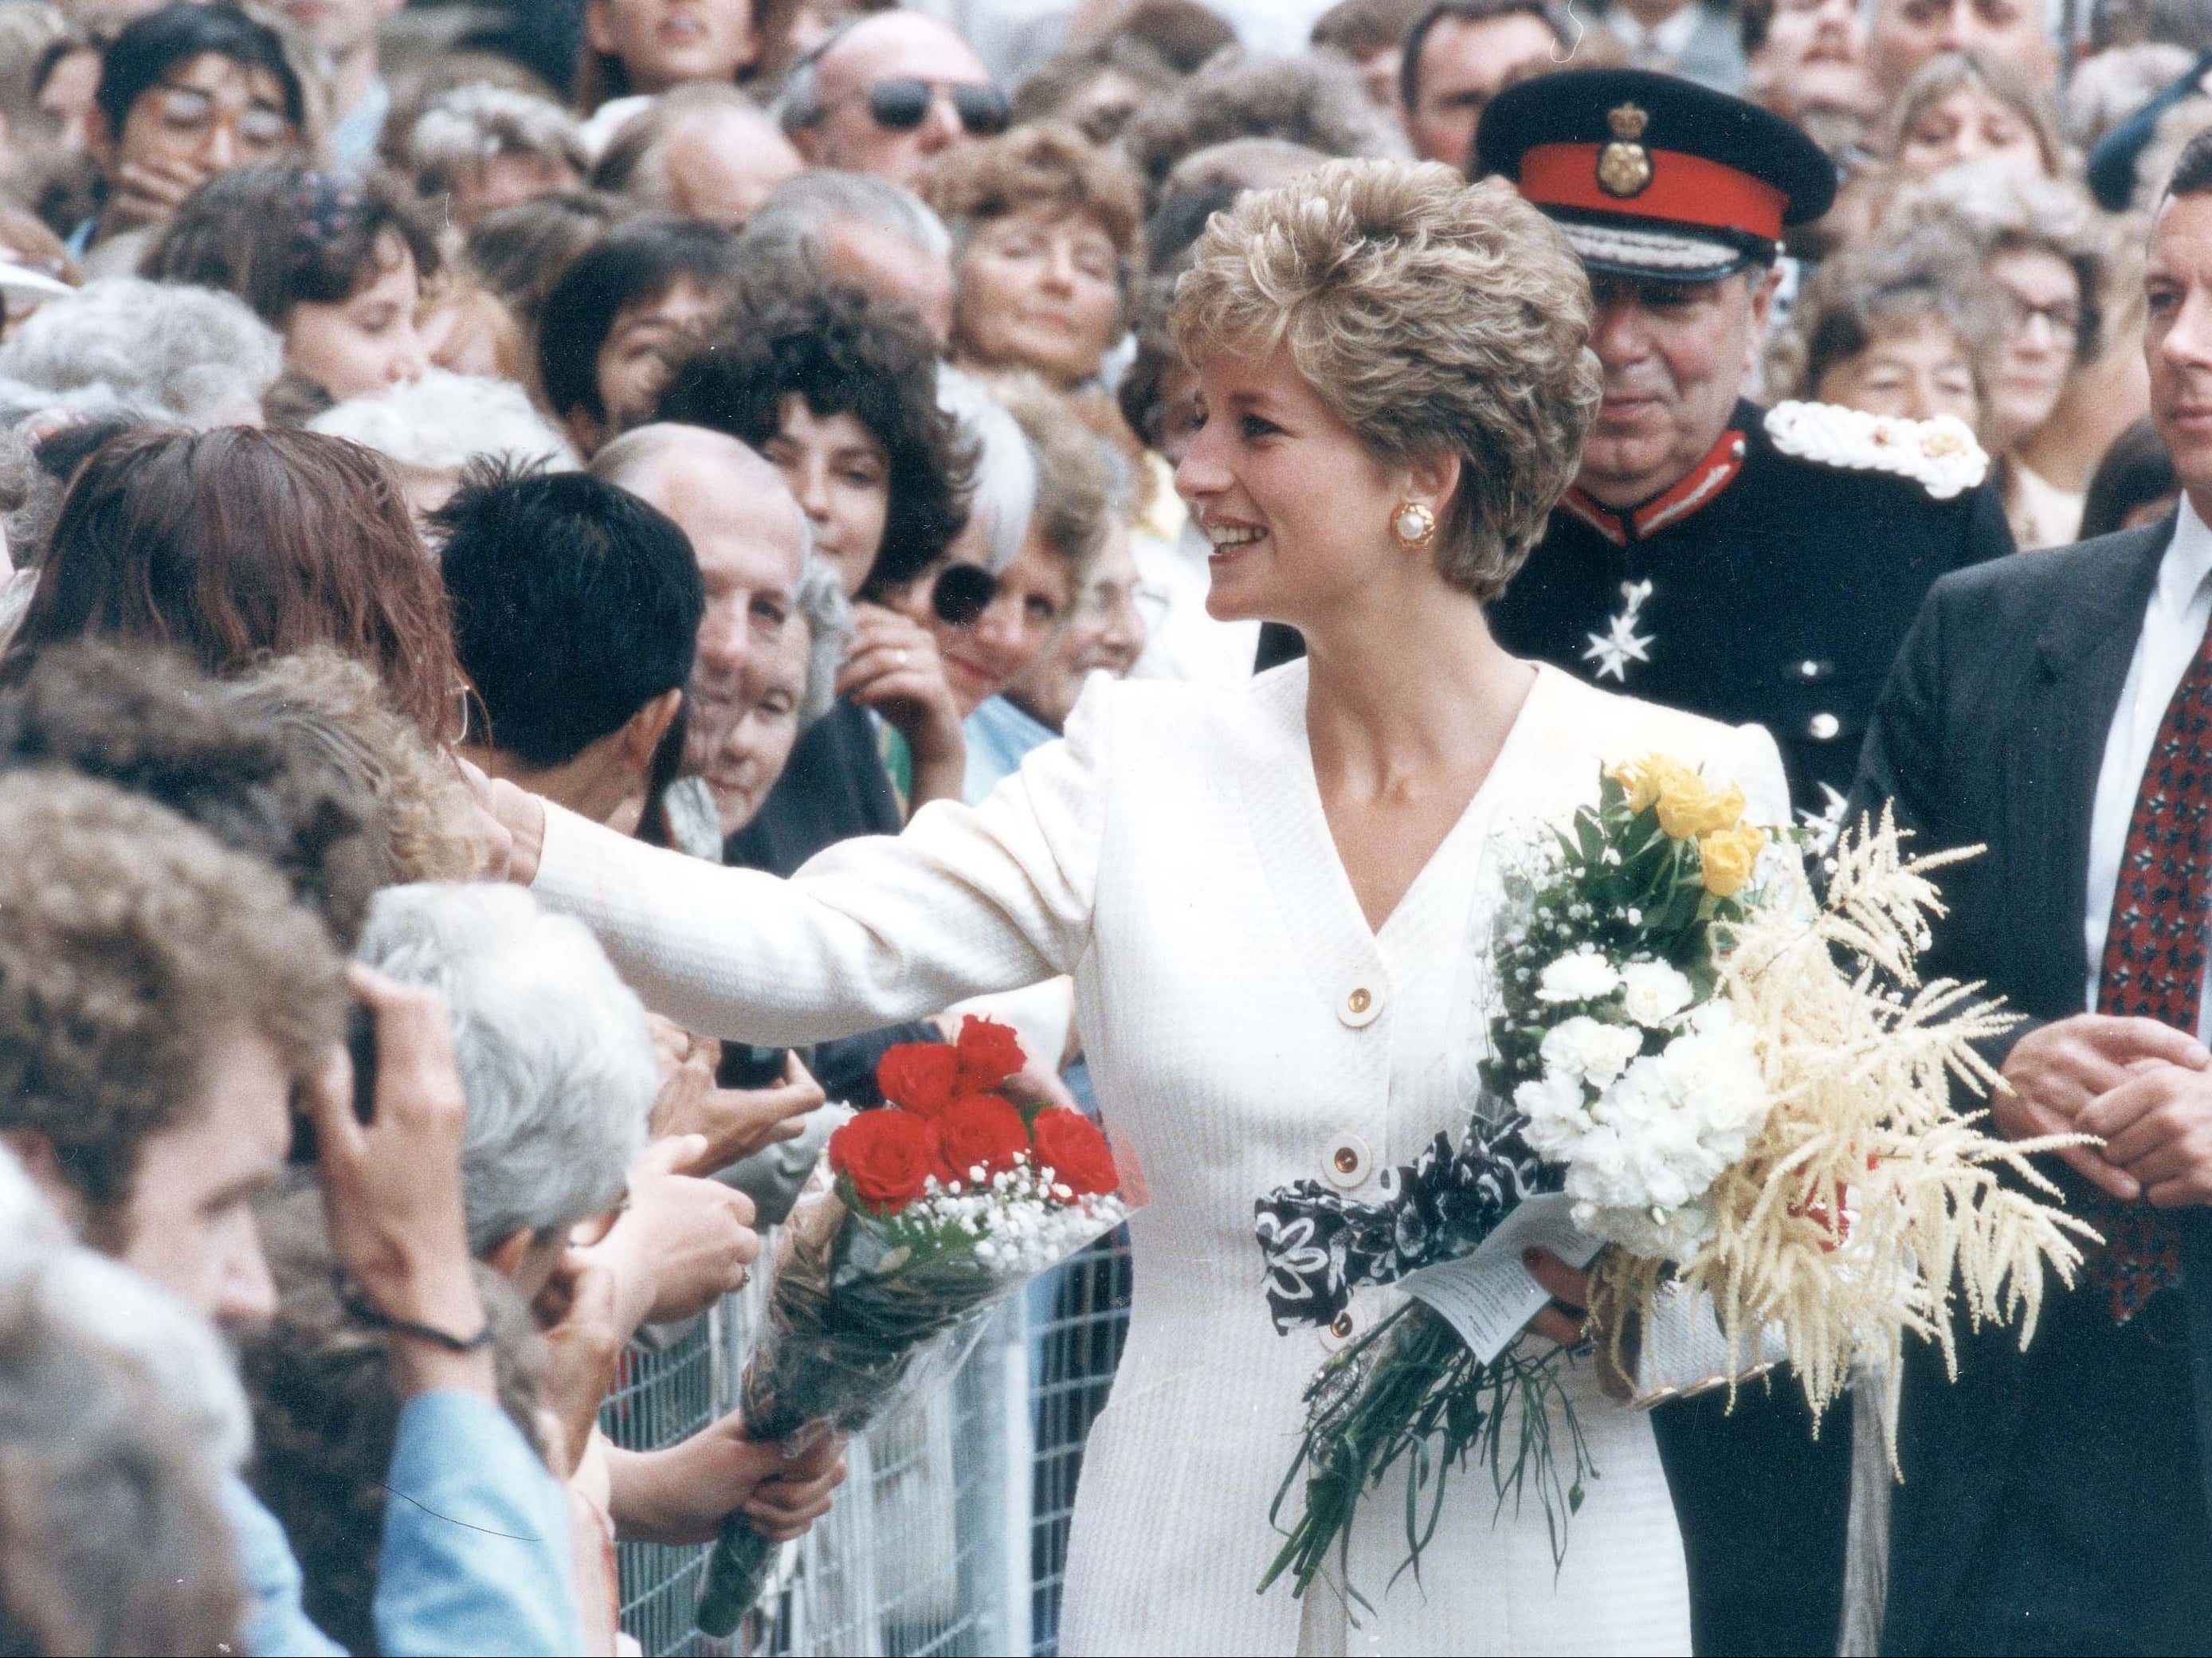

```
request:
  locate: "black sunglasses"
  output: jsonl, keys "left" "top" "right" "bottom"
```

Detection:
{"left": 932, "top": 562, "right": 998, "bottom": 629}
{"left": 866, "top": 76, "right": 1009, "bottom": 137}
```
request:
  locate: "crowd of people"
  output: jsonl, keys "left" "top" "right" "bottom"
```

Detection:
{"left": 0, "top": 0, "right": 2206, "bottom": 1655}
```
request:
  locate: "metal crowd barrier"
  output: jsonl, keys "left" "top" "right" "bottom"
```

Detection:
{"left": 600, "top": 1229, "right": 1134, "bottom": 1657}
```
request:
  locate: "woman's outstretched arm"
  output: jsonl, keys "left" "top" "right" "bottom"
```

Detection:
{"left": 481, "top": 686, "right": 1112, "bottom": 1047}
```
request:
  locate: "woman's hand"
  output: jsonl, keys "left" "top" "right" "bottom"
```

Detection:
{"left": 839, "top": 604, "right": 968, "bottom": 808}
{"left": 1523, "top": 1248, "right": 1590, "bottom": 1347}
{"left": 607, "top": 1416, "right": 849, "bottom": 1546}
{"left": 576, "top": 1137, "right": 761, "bottom": 1335}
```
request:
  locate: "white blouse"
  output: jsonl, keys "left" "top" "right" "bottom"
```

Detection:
{"left": 531, "top": 660, "right": 1789, "bottom": 1656}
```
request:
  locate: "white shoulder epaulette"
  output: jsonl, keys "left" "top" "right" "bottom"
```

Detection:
{"left": 1763, "top": 400, "right": 1989, "bottom": 501}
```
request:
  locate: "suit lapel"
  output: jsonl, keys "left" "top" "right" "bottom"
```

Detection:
{"left": 2006, "top": 523, "right": 2172, "bottom": 1015}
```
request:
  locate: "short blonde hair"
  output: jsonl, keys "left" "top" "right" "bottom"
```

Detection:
{"left": 925, "top": 122, "right": 1147, "bottom": 266}
{"left": 1173, "top": 159, "right": 1598, "bottom": 601}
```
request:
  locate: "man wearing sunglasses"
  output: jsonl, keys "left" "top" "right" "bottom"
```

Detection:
{"left": 781, "top": 12, "right": 1006, "bottom": 191}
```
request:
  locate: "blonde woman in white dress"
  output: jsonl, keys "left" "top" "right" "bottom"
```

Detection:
{"left": 477, "top": 159, "right": 1788, "bottom": 1655}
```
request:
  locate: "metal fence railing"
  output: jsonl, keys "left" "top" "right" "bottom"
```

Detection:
{"left": 604, "top": 1227, "right": 1135, "bottom": 1658}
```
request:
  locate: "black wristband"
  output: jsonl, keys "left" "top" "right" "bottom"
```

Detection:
{"left": 332, "top": 1269, "right": 495, "bottom": 1354}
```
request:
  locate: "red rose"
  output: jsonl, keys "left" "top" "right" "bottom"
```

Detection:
{"left": 934, "top": 1094, "right": 1032, "bottom": 1184}
{"left": 876, "top": 1042, "right": 960, "bottom": 1116}
{"left": 953, "top": 1015, "right": 1026, "bottom": 1092}
{"left": 830, "top": 1108, "right": 942, "bottom": 1214}
{"left": 1030, "top": 1107, "right": 1119, "bottom": 1197}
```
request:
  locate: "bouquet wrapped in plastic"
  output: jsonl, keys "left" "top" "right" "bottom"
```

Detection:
{"left": 695, "top": 1017, "right": 1133, "bottom": 1636}
{"left": 1253, "top": 755, "right": 2092, "bottom": 1608}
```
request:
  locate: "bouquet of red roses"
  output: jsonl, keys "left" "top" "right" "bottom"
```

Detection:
{"left": 695, "top": 1016, "right": 1132, "bottom": 1636}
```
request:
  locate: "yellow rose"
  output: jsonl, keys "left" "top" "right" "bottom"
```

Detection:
{"left": 1698, "top": 824, "right": 1767, "bottom": 898}
{"left": 1614, "top": 755, "right": 1700, "bottom": 817}
{"left": 1668, "top": 780, "right": 1747, "bottom": 840}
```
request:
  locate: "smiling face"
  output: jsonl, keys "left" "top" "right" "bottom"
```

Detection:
{"left": 586, "top": 0, "right": 761, "bottom": 93}
{"left": 1578, "top": 269, "right": 1774, "bottom": 508}
{"left": 1893, "top": 80, "right": 2045, "bottom": 179}
{"left": 2147, "top": 191, "right": 2212, "bottom": 504}
{"left": 1174, "top": 345, "right": 1435, "bottom": 631}
{"left": 1815, "top": 315, "right": 1980, "bottom": 425}
{"left": 931, "top": 535, "right": 1076, "bottom": 715}
{"left": 1986, "top": 245, "right": 2081, "bottom": 446}
{"left": 952, "top": 208, "right": 1124, "bottom": 387}
{"left": 765, "top": 398, "right": 892, "bottom": 597}
{"left": 284, "top": 229, "right": 429, "bottom": 400}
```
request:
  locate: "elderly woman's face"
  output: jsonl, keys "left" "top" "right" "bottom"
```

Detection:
{"left": 705, "top": 617, "right": 807, "bottom": 837}
{"left": 765, "top": 396, "right": 892, "bottom": 597}
{"left": 1011, "top": 520, "right": 1148, "bottom": 731}
{"left": 931, "top": 532, "right": 1074, "bottom": 716}
{"left": 1177, "top": 345, "right": 1430, "bottom": 629}
{"left": 954, "top": 208, "right": 1123, "bottom": 387}
{"left": 1815, "top": 316, "right": 1979, "bottom": 426}
{"left": 1987, "top": 246, "right": 2081, "bottom": 445}
{"left": 1894, "top": 82, "right": 2045, "bottom": 180}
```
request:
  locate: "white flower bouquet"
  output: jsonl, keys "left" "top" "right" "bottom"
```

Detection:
{"left": 1253, "top": 755, "right": 2089, "bottom": 1608}
{"left": 695, "top": 1017, "right": 1134, "bottom": 1636}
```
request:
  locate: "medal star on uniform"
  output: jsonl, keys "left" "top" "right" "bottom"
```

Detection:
{"left": 1583, "top": 579, "right": 1653, "bottom": 683}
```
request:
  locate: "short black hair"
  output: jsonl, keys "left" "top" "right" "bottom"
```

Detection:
{"left": 2081, "top": 417, "right": 2179, "bottom": 540}
{"left": 96, "top": 2, "right": 305, "bottom": 143}
{"left": 657, "top": 277, "right": 973, "bottom": 596}
{"left": 535, "top": 214, "right": 742, "bottom": 425}
{"left": 435, "top": 463, "right": 704, "bottom": 770}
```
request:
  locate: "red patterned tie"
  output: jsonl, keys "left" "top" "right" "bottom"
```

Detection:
{"left": 2085, "top": 621, "right": 2212, "bottom": 1320}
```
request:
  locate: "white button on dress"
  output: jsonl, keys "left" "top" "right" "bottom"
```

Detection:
{"left": 1324, "top": 1131, "right": 1371, "bottom": 1189}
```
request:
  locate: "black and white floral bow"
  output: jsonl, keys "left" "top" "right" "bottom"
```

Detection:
{"left": 1254, "top": 1117, "right": 1556, "bottom": 1334}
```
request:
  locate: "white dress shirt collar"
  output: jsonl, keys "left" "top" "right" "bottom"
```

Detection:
{"left": 2159, "top": 494, "right": 2212, "bottom": 617}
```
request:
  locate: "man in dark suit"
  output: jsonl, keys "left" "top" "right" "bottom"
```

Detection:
{"left": 1848, "top": 127, "right": 2212, "bottom": 1655}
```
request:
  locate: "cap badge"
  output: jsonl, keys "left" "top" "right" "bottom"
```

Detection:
{"left": 1596, "top": 101, "right": 1653, "bottom": 199}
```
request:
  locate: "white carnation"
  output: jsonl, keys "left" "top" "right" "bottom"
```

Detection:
{"left": 1515, "top": 1072, "right": 1591, "bottom": 1158}
{"left": 1535, "top": 947, "right": 1622, "bottom": 1005}
{"left": 1539, "top": 1015, "right": 1645, "bottom": 1088}
{"left": 1619, "top": 961, "right": 1695, "bottom": 1028}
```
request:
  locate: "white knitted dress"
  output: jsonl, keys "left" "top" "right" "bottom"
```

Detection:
{"left": 530, "top": 660, "right": 1790, "bottom": 1656}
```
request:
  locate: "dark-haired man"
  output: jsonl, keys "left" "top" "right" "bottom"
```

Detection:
{"left": 1845, "top": 126, "right": 2212, "bottom": 1656}
{"left": 1402, "top": 0, "right": 1572, "bottom": 166}
{"left": 77, "top": 1, "right": 304, "bottom": 261}
{"left": 439, "top": 463, "right": 704, "bottom": 832}
{"left": 1481, "top": 69, "right": 2014, "bottom": 1656}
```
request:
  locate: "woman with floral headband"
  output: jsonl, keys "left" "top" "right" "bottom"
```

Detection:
{"left": 141, "top": 162, "right": 438, "bottom": 404}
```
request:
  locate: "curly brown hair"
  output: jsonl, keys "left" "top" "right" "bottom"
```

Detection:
{"left": 5, "top": 427, "right": 465, "bottom": 744}
{"left": 0, "top": 771, "right": 343, "bottom": 1225}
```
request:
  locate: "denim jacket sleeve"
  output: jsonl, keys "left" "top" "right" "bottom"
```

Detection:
{"left": 372, "top": 1390, "right": 581, "bottom": 1656}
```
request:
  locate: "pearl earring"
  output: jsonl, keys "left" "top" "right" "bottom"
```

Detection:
{"left": 1392, "top": 501, "right": 1437, "bottom": 549}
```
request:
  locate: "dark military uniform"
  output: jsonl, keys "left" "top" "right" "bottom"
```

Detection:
{"left": 1492, "top": 402, "right": 2015, "bottom": 813}
{"left": 1475, "top": 67, "right": 2018, "bottom": 1658}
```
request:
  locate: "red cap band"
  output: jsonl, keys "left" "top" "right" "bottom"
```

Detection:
{"left": 1519, "top": 142, "right": 1788, "bottom": 243}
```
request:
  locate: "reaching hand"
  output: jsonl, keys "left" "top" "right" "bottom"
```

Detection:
{"left": 453, "top": 752, "right": 544, "bottom": 886}
{"left": 578, "top": 1137, "right": 761, "bottom": 1335}
{"left": 609, "top": 1415, "right": 849, "bottom": 1546}
{"left": 655, "top": 1046, "right": 828, "bottom": 1174}
{"left": 532, "top": 1249, "right": 624, "bottom": 1479}
{"left": 1997, "top": 1015, "right": 2210, "bottom": 1200}
{"left": 309, "top": 966, "right": 492, "bottom": 1399}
